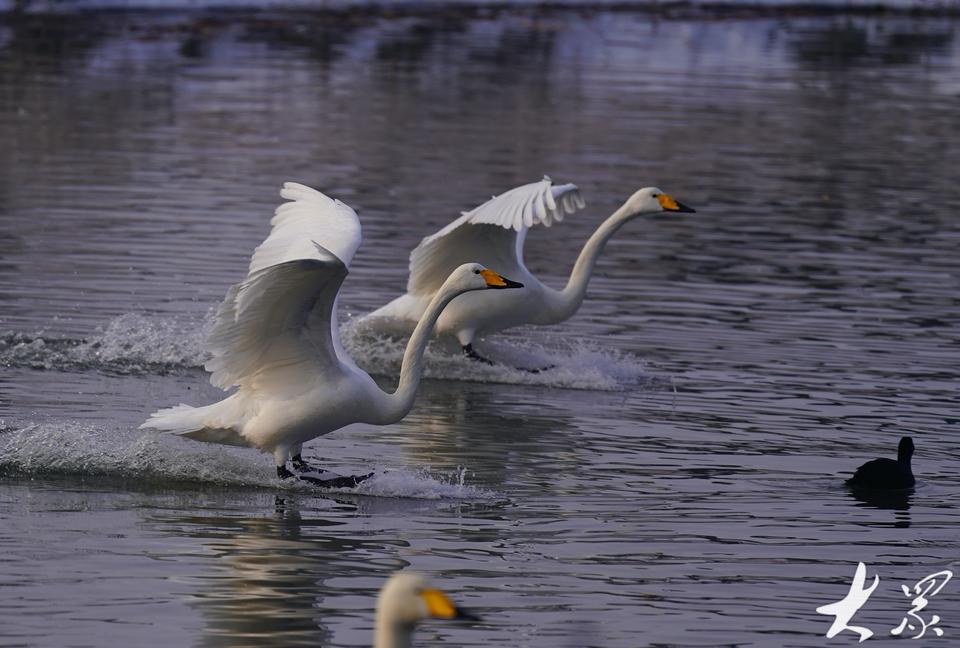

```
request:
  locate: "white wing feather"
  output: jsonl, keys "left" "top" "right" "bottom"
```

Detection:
{"left": 205, "top": 183, "right": 361, "bottom": 390}
{"left": 250, "top": 182, "right": 361, "bottom": 273}
{"left": 407, "top": 177, "right": 584, "bottom": 295}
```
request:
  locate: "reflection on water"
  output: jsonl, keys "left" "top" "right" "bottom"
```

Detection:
{"left": 387, "top": 380, "right": 582, "bottom": 485}
{"left": 1, "top": 8, "right": 959, "bottom": 648}
{"left": 789, "top": 20, "right": 955, "bottom": 66}
{"left": 847, "top": 485, "right": 913, "bottom": 521}
{"left": 169, "top": 498, "right": 363, "bottom": 648}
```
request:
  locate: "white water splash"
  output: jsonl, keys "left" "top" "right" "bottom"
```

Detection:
{"left": 2, "top": 312, "right": 649, "bottom": 390}
{"left": 0, "top": 313, "right": 211, "bottom": 373}
{"left": 340, "top": 317, "right": 649, "bottom": 390}
{"left": 0, "top": 420, "right": 266, "bottom": 485}
{"left": 350, "top": 466, "right": 495, "bottom": 500}
{"left": 0, "top": 420, "right": 496, "bottom": 500}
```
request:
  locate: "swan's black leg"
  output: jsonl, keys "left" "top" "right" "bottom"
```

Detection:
{"left": 462, "top": 344, "right": 494, "bottom": 365}
{"left": 277, "top": 465, "right": 295, "bottom": 479}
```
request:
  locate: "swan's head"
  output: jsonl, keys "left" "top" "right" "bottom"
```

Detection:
{"left": 897, "top": 436, "right": 914, "bottom": 463}
{"left": 624, "top": 187, "right": 696, "bottom": 217}
{"left": 376, "top": 571, "right": 480, "bottom": 636}
{"left": 446, "top": 262, "right": 524, "bottom": 294}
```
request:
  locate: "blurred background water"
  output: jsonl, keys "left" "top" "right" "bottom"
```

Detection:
{"left": 1, "top": 7, "right": 959, "bottom": 647}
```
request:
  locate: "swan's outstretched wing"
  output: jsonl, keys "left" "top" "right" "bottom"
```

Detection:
{"left": 407, "top": 177, "right": 584, "bottom": 295}
{"left": 250, "top": 181, "right": 360, "bottom": 272}
{"left": 205, "top": 182, "right": 361, "bottom": 390}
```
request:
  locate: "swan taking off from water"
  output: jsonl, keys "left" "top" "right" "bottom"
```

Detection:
{"left": 362, "top": 177, "right": 695, "bottom": 363}
{"left": 140, "top": 182, "right": 522, "bottom": 485}
{"left": 375, "top": 571, "right": 479, "bottom": 648}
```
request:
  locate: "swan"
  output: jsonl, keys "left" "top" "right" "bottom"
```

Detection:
{"left": 362, "top": 177, "right": 695, "bottom": 363}
{"left": 845, "top": 436, "right": 915, "bottom": 489}
{"left": 375, "top": 571, "right": 479, "bottom": 648}
{"left": 140, "top": 182, "right": 522, "bottom": 485}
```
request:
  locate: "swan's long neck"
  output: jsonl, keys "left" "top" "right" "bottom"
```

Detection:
{"left": 542, "top": 202, "right": 637, "bottom": 323}
{"left": 374, "top": 618, "right": 414, "bottom": 648}
{"left": 372, "top": 285, "right": 462, "bottom": 423}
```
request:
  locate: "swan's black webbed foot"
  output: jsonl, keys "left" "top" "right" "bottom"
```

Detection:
{"left": 298, "top": 472, "right": 374, "bottom": 489}
{"left": 279, "top": 460, "right": 372, "bottom": 488}
{"left": 462, "top": 344, "right": 494, "bottom": 365}
{"left": 463, "top": 344, "right": 555, "bottom": 373}
{"left": 291, "top": 454, "right": 314, "bottom": 472}
{"left": 522, "top": 363, "right": 555, "bottom": 374}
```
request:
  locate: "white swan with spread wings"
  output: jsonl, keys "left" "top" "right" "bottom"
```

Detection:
{"left": 363, "top": 177, "right": 694, "bottom": 363}
{"left": 140, "top": 182, "right": 522, "bottom": 485}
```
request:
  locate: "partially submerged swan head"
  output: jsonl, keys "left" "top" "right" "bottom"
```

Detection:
{"left": 445, "top": 262, "right": 524, "bottom": 294}
{"left": 375, "top": 571, "right": 479, "bottom": 647}
{"left": 897, "top": 436, "right": 915, "bottom": 464}
{"left": 624, "top": 186, "right": 696, "bottom": 217}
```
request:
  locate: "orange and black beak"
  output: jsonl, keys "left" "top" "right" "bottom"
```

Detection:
{"left": 480, "top": 268, "right": 524, "bottom": 290}
{"left": 421, "top": 588, "right": 483, "bottom": 622}
{"left": 451, "top": 605, "right": 482, "bottom": 622}
{"left": 657, "top": 193, "right": 696, "bottom": 213}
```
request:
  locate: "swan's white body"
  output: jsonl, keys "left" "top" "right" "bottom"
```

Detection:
{"left": 363, "top": 178, "right": 694, "bottom": 348}
{"left": 140, "top": 183, "right": 520, "bottom": 473}
{"left": 375, "top": 572, "right": 476, "bottom": 648}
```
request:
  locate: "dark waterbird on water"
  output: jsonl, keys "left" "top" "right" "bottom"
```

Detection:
{"left": 845, "top": 436, "right": 915, "bottom": 490}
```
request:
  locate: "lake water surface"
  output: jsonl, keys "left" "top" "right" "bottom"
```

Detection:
{"left": 1, "top": 9, "right": 959, "bottom": 647}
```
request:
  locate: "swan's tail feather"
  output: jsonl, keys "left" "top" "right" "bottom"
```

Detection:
{"left": 178, "top": 426, "right": 251, "bottom": 447}
{"left": 140, "top": 399, "right": 251, "bottom": 448}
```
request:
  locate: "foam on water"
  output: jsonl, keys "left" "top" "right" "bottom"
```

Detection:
{"left": 341, "top": 317, "right": 649, "bottom": 391}
{"left": 0, "top": 420, "right": 496, "bottom": 499}
{"left": 1, "top": 313, "right": 649, "bottom": 390}
{"left": 351, "top": 465, "right": 497, "bottom": 500}
{"left": 0, "top": 313, "right": 211, "bottom": 374}
{"left": 0, "top": 419, "right": 266, "bottom": 485}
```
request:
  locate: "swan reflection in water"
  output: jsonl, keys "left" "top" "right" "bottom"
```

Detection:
{"left": 164, "top": 496, "right": 397, "bottom": 648}
{"left": 377, "top": 378, "right": 584, "bottom": 485}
